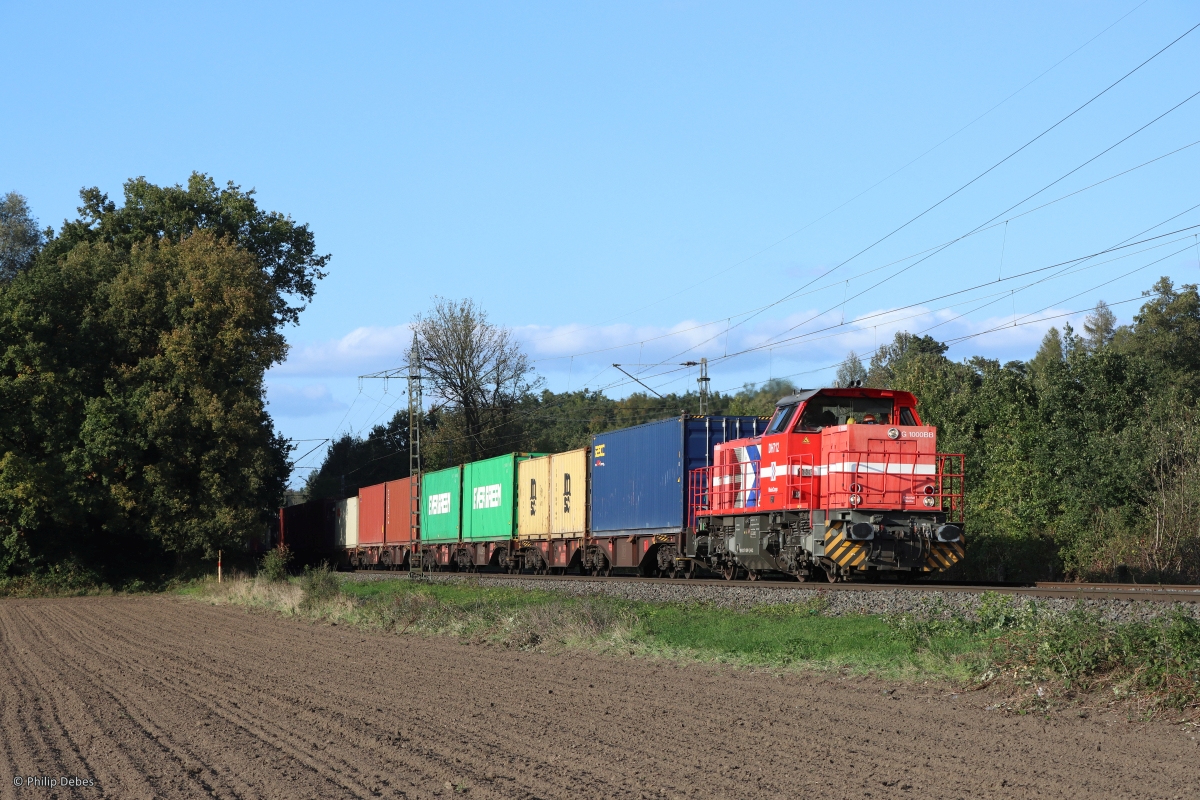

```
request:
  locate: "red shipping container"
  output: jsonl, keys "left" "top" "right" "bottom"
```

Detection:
{"left": 358, "top": 483, "right": 387, "bottom": 545}
{"left": 385, "top": 477, "right": 416, "bottom": 544}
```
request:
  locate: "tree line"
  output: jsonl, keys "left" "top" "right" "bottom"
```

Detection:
{"left": 6, "top": 175, "right": 1196, "bottom": 585}
{"left": 309, "top": 282, "right": 1200, "bottom": 584}
{"left": 0, "top": 177, "right": 326, "bottom": 585}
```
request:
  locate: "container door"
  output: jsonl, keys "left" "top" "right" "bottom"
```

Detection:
{"left": 357, "top": 483, "right": 386, "bottom": 545}
{"left": 385, "top": 477, "right": 414, "bottom": 544}
{"left": 346, "top": 497, "right": 359, "bottom": 548}
{"left": 518, "top": 456, "right": 551, "bottom": 540}
{"left": 551, "top": 449, "right": 587, "bottom": 538}
{"left": 463, "top": 455, "right": 516, "bottom": 542}
{"left": 421, "top": 467, "right": 462, "bottom": 542}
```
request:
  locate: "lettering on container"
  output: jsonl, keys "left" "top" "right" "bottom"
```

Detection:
{"left": 529, "top": 478, "right": 537, "bottom": 516}
{"left": 427, "top": 492, "right": 451, "bottom": 515}
{"left": 594, "top": 444, "right": 605, "bottom": 457}
{"left": 473, "top": 483, "right": 502, "bottom": 510}
{"left": 562, "top": 473, "right": 571, "bottom": 513}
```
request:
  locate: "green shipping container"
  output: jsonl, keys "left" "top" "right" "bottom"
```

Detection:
{"left": 421, "top": 465, "right": 462, "bottom": 543}
{"left": 462, "top": 453, "right": 542, "bottom": 542}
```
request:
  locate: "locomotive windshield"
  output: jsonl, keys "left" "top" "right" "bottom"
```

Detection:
{"left": 796, "top": 394, "right": 896, "bottom": 430}
{"left": 765, "top": 403, "right": 798, "bottom": 435}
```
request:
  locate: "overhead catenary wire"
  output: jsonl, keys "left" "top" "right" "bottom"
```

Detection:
{"left": 605, "top": 216, "right": 1200, "bottom": 399}
{"left": 518, "top": 0, "right": 1153, "bottom": 349}
{"left": 698, "top": 222, "right": 1200, "bottom": 364}
{"left": 660, "top": 20, "right": 1200, "bottom": 364}
{"left": 299, "top": 9, "right": 1185, "bottom": 480}
{"left": 716, "top": 291, "right": 1153, "bottom": 396}
{"left": 733, "top": 85, "right": 1200, "bottom": 360}
{"left": 513, "top": 137, "right": 1200, "bottom": 367}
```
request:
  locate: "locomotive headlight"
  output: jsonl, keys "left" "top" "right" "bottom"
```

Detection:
{"left": 922, "top": 496, "right": 937, "bottom": 508}
{"left": 849, "top": 494, "right": 862, "bottom": 506}
{"left": 887, "top": 427, "right": 900, "bottom": 440}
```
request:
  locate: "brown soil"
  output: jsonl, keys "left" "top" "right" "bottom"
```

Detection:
{"left": 0, "top": 596, "right": 1195, "bottom": 799}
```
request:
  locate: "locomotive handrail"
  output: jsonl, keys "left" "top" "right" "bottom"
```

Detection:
{"left": 689, "top": 450, "right": 964, "bottom": 522}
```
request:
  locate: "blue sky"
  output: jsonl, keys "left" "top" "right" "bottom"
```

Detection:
{"left": 3, "top": 1, "right": 1199, "bottom": 482}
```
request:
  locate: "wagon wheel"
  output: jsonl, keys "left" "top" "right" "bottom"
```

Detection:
{"left": 721, "top": 563, "right": 736, "bottom": 581}
{"left": 684, "top": 561, "right": 697, "bottom": 579}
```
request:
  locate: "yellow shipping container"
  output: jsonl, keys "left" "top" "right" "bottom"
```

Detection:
{"left": 551, "top": 449, "right": 588, "bottom": 538}
{"left": 517, "top": 454, "right": 552, "bottom": 539}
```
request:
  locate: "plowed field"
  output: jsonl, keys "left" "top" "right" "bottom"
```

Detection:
{"left": 0, "top": 596, "right": 1195, "bottom": 799}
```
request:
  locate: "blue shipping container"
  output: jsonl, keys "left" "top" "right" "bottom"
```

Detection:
{"left": 590, "top": 415, "right": 767, "bottom": 536}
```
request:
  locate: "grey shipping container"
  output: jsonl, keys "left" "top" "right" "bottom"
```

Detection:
{"left": 589, "top": 415, "right": 767, "bottom": 536}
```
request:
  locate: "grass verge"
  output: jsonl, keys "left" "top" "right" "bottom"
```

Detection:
{"left": 185, "top": 570, "right": 1200, "bottom": 719}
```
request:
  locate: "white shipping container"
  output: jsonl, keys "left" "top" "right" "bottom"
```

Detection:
{"left": 335, "top": 497, "right": 359, "bottom": 548}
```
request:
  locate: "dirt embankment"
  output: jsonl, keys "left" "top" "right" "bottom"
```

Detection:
{"left": 0, "top": 596, "right": 1195, "bottom": 799}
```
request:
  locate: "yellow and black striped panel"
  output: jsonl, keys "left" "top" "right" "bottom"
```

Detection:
{"left": 824, "top": 531, "right": 868, "bottom": 569}
{"left": 926, "top": 539, "right": 966, "bottom": 572}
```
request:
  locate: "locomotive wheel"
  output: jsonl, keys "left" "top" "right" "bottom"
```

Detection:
{"left": 824, "top": 565, "right": 839, "bottom": 583}
{"left": 684, "top": 561, "right": 696, "bottom": 579}
{"left": 747, "top": 569, "right": 760, "bottom": 582}
{"left": 721, "top": 563, "right": 736, "bottom": 581}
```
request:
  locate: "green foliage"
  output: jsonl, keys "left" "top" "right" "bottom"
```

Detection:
{"left": 309, "top": 381, "right": 780, "bottom": 478}
{"left": 0, "top": 560, "right": 108, "bottom": 597}
{"left": 42, "top": 173, "right": 328, "bottom": 326}
{"left": 835, "top": 351, "right": 867, "bottom": 387}
{"left": 867, "top": 278, "right": 1200, "bottom": 583}
{"left": 889, "top": 593, "right": 1200, "bottom": 710}
{"left": 299, "top": 562, "right": 340, "bottom": 609}
{"left": 259, "top": 545, "right": 292, "bottom": 582}
{"left": 0, "top": 175, "right": 323, "bottom": 581}
{"left": 304, "top": 413, "right": 411, "bottom": 500}
{"left": 992, "top": 607, "right": 1200, "bottom": 709}
{"left": 0, "top": 191, "right": 45, "bottom": 282}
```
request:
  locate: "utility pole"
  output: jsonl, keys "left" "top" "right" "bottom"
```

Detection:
{"left": 682, "top": 359, "right": 711, "bottom": 415}
{"left": 408, "top": 333, "right": 424, "bottom": 576}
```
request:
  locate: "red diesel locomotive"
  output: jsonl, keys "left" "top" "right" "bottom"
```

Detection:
{"left": 686, "top": 386, "right": 965, "bottom": 582}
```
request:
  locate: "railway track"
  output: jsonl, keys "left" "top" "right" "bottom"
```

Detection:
{"left": 347, "top": 569, "right": 1200, "bottom": 603}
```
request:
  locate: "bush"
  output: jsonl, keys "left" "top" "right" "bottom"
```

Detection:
{"left": 259, "top": 545, "right": 291, "bottom": 582}
{"left": 0, "top": 561, "right": 108, "bottom": 597}
{"left": 994, "top": 607, "right": 1200, "bottom": 708}
{"left": 299, "top": 562, "right": 340, "bottom": 610}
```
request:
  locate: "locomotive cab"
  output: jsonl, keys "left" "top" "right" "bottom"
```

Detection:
{"left": 687, "top": 387, "right": 964, "bottom": 582}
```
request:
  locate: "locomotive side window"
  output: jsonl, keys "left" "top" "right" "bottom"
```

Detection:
{"left": 766, "top": 403, "right": 798, "bottom": 435}
{"left": 900, "top": 407, "right": 918, "bottom": 426}
{"left": 795, "top": 393, "right": 895, "bottom": 430}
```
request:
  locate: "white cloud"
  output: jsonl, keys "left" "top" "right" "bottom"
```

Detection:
{"left": 273, "top": 324, "right": 413, "bottom": 377}
{"left": 269, "top": 302, "right": 1091, "bottom": 402}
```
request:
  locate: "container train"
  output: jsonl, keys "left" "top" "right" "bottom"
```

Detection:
{"left": 279, "top": 387, "right": 965, "bottom": 582}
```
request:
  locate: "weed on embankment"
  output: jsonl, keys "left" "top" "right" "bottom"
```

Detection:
{"left": 889, "top": 593, "right": 1200, "bottom": 717}
{"left": 185, "top": 573, "right": 1200, "bottom": 718}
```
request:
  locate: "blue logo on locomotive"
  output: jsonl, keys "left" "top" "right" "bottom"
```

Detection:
{"left": 734, "top": 444, "right": 760, "bottom": 508}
